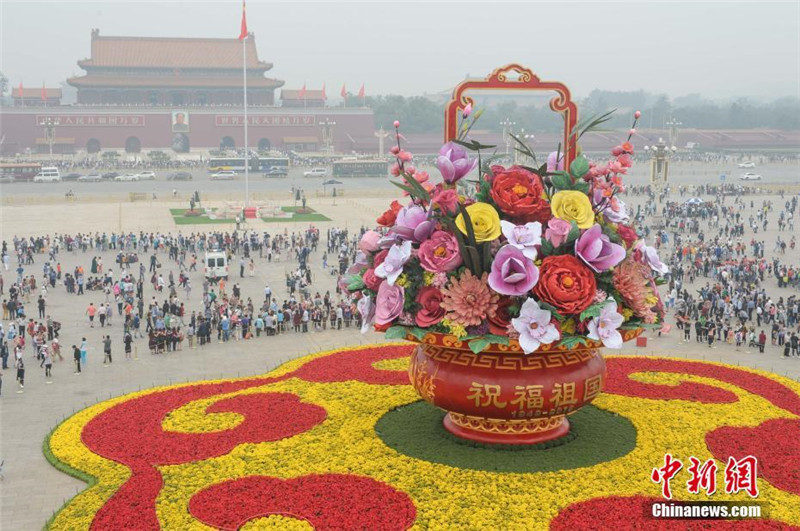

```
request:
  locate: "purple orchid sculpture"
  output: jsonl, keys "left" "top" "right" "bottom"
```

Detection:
{"left": 638, "top": 242, "right": 669, "bottom": 274}
{"left": 575, "top": 224, "right": 626, "bottom": 273}
{"left": 488, "top": 245, "right": 540, "bottom": 297}
{"left": 390, "top": 204, "right": 435, "bottom": 242}
{"left": 437, "top": 142, "right": 478, "bottom": 184}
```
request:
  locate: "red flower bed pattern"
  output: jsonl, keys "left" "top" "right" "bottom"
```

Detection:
{"left": 83, "top": 386, "right": 326, "bottom": 530}
{"left": 46, "top": 348, "right": 800, "bottom": 529}
{"left": 707, "top": 418, "right": 800, "bottom": 496}
{"left": 291, "top": 344, "right": 411, "bottom": 385}
{"left": 605, "top": 358, "right": 800, "bottom": 411}
{"left": 189, "top": 474, "right": 417, "bottom": 530}
{"left": 606, "top": 357, "right": 800, "bottom": 500}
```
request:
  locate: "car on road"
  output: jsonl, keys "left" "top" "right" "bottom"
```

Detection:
{"left": 303, "top": 167, "right": 328, "bottom": 177}
{"left": 137, "top": 171, "right": 156, "bottom": 180}
{"left": 210, "top": 170, "right": 237, "bottom": 180}
{"left": 102, "top": 172, "right": 119, "bottom": 180}
{"left": 739, "top": 172, "right": 762, "bottom": 181}
{"left": 63, "top": 172, "right": 82, "bottom": 181}
{"left": 78, "top": 174, "right": 103, "bottom": 182}
{"left": 33, "top": 167, "right": 61, "bottom": 182}
{"left": 264, "top": 167, "right": 288, "bottom": 177}
{"left": 737, "top": 161, "right": 756, "bottom": 168}
{"left": 114, "top": 174, "right": 140, "bottom": 182}
{"left": 167, "top": 171, "right": 193, "bottom": 181}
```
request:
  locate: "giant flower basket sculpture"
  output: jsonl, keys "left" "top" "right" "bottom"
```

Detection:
{"left": 348, "top": 65, "right": 667, "bottom": 445}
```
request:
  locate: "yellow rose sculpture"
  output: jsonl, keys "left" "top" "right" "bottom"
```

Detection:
{"left": 550, "top": 190, "right": 595, "bottom": 229}
{"left": 455, "top": 202, "right": 501, "bottom": 242}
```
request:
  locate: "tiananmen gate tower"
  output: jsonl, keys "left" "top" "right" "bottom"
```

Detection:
{"left": 0, "top": 29, "right": 373, "bottom": 155}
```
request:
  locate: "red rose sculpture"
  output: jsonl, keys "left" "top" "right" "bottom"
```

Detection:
{"left": 489, "top": 165, "right": 551, "bottom": 223}
{"left": 487, "top": 295, "right": 513, "bottom": 335}
{"left": 616, "top": 224, "right": 639, "bottom": 248}
{"left": 415, "top": 286, "right": 446, "bottom": 327}
{"left": 362, "top": 268, "right": 383, "bottom": 292}
{"left": 533, "top": 255, "right": 597, "bottom": 315}
{"left": 377, "top": 200, "right": 402, "bottom": 227}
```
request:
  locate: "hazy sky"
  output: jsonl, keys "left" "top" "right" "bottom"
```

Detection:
{"left": 1, "top": 1, "right": 798, "bottom": 99}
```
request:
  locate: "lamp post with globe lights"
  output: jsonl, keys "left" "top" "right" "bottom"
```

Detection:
{"left": 500, "top": 117, "right": 516, "bottom": 158}
{"left": 666, "top": 116, "right": 682, "bottom": 149}
{"left": 643, "top": 137, "right": 677, "bottom": 198}
{"left": 320, "top": 118, "right": 336, "bottom": 154}
{"left": 515, "top": 128, "right": 536, "bottom": 165}
{"left": 42, "top": 116, "right": 60, "bottom": 157}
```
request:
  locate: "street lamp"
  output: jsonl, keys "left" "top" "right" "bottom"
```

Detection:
{"left": 42, "top": 116, "right": 60, "bottom": 157}
{"left": 319, "top": 118, "right": 336, "bottom": 154}
{"left": 665, "top": 116, "right": 682, "bottom": 148}
{"left": 374, "top": 126, "right": 389, "bottom": 157}
{"left": 644, "top": 138, "right": 677, "bottom": 196}
{"left": 515, "top": 128, "right": 535, "bottom": 165}
{"left": 499, "top": 117, "right": 516, "bottom": 157}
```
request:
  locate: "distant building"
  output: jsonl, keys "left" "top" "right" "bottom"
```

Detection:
{"left": 0, "top": 29, "right": 375, "bottom": 155}
{"left": 11, "top": 87, "right": 62, "bottom": 106}
{"left": 67, "top": 29, "right": 283, "bottom": 106}
{"left": 281, "top": 89, "right": 326, "bottom": 108}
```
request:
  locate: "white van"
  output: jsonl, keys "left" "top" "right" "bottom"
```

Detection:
{"left": 33, "top": 167, "right": 61, "bottom": 182}
{"left": 204, "top": 251, "right": 228, "bottom": 280}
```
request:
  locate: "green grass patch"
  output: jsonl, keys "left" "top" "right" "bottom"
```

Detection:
{"left": 169, "top": 208, "right": 234, "bottom": 225}
{"left": 262, "top": 206, "right": 330, "bottom": 223}
{"left": 375, "top": 401, "right": 636, "bottom": 472}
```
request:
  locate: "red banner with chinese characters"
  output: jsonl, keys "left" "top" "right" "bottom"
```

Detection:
{"left": 214, "top": 115, "right": 316, "bottom": 127}
{"left": 35, "top": 115, "right": 146, "bottom": 127}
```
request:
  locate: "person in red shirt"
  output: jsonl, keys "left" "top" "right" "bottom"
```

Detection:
{"left": 86, "top": 303, "right": 97, "bottom": 327}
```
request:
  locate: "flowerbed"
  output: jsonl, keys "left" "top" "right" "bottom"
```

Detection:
{"left": 46, "top": 344, "right": 800, "bottom": 529}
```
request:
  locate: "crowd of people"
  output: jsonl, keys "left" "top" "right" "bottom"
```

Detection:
{"left": 0, "top": 224, "right": 366, "bottom": 395}
{"left": 1, "top": 180, "right": 799, "bottom": 397}
{"left": 657, "top": 189, "right": 800, "bottom": 357}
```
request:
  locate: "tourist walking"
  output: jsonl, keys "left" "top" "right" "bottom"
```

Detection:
{"left": 103, "top": 335, "right": 112, "bottom": 365}
{"left": 72, "top": 345, "right": 81, "bottom": 374}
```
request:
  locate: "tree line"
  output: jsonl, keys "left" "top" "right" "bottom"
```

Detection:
{"left": 366, "top": 90, "right": 800, "bottom": 133}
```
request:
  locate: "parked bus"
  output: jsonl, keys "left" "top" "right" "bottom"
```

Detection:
{"left": 208, "top": 156, "right": 289, "bottom": 174}
{"left": 208, "top": 157, "right": 259, "bottom": 173}
{"left": 0, "top": 162, "right": 42, "bottom": 182}
{"left": 332, "top": 159, "right": 389, "bottom": 177}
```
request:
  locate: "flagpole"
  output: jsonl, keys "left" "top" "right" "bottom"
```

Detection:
{"left": 242, "top": 34, "right": 249, "bottom": 209}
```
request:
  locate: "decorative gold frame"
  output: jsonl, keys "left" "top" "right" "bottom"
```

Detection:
{"left": 444, "top": 64, "right": 579, "bottom": 171}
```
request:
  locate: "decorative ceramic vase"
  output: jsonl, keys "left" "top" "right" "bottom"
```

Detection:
{"left": 407, "top": 329, "right": 642, "bottom": 445}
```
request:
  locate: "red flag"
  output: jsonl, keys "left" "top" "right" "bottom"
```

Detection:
{"left": 238, "top": 1, "right": 248, "bottom": 40}
{"left": 298, "top": 83, "right": 306, "bottom": 99}
{"left": 321, "top": 83, "right": 327, "bottom": 100}
{"left": 18, "top": 81, "right": 23, "bottom": 96}
{"left": 357, "top": 83, "right": 365, "bottom": 98}
{"left": 340, "top": 84, "right": 347, "bottom": 98}
{"left": 41, "top": 82, "right": 47, "bottom": 101}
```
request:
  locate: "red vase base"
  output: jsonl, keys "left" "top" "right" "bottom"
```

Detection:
{"left": 443, "top": 413, "right": 570, "bottom": 445}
